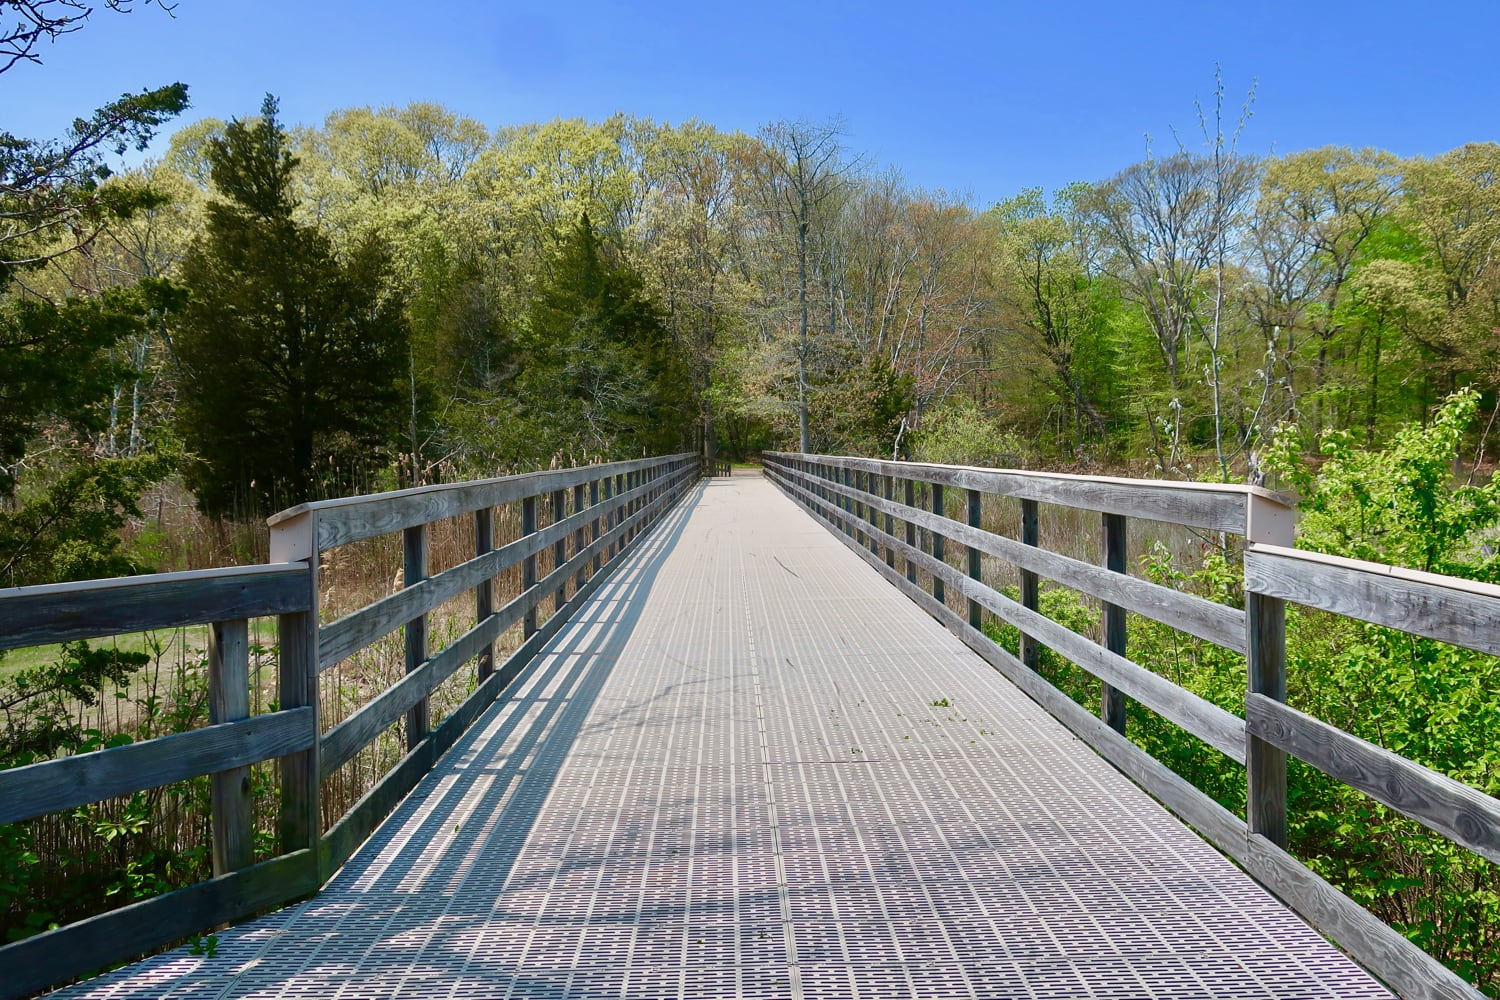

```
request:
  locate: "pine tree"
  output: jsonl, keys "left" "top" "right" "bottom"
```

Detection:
{"left": 175, "top": 96, "right": 407, "bottom": 516}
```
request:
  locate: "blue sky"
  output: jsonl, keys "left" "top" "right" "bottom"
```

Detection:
{"left": 8, "top": 0, "right": 1498, "bottom": 208}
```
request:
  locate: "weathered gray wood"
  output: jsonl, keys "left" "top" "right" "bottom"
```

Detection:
{"left": 765, "top": 451, "right": 1285, "bottom": 534}
{"left": 209, "top": 619, "right": 253, "bottom": 876}
{"left": 967, "top": 488, "right": 983, "bottom": 629}
{"left": 904, "top": 478, "right": 917, "bottom": 584}
{"left": 590, "top": 477, "right": 602, "bottom": 574}
{"left": 277, "top": 609, "right": 321, "bottom": 856}
{"left": 779, "top": 462, "right": 1247, "bottom": 653}
{"left": 1101, "top": 512, "right": 1128, "bottom": 735}
{"left": 1246, "top": 544, "right": 1500, "bottom": 656}
{"left": 1247, "top": 694, "right": 1500, "bottom": 864}
{"left": 522, "top": 494, "right": 538, "bottom": 638}
{"left": 0, "top": 564, "right": 309, "bottom": 652}
{"left": 267, "top": 454, "right": 694, "bottom": 551}
{"left": 475, "top": 507, "right": 494, "bottom": 682}
{"left": 320, "top": 726, "right": 437, "bottom": 877}
{"left": 1021, "top": 497, "right": 1041, "bottom": 670}
{"left": 774, "top": 465, "right": 1482, "bottom": 1000}
{"left": 769, "top": 467, "right": 1248, "bottom": 763}
{"left": 573, "top": 483, "right": 587, "bottom": 591}
{"left": 317, "top": 468, "right": 698, "bottom": 778}
{"left": 404, "top": 523, "right": 429, "bottom": 752}
{"left": 931, "top": 482, "right": 946, "bottom": 605}
{"left": 317, "top": 484, "right": 648, "bottom": 669}
{"left": 552, "top": 488, "right": 568, "bottom": 609}
{"left": 1247, "top": 591, "right": 1288, "bottom": 847}
{"left": 0, "top": 848, "right": 320, "bottom": 1000}
{"left": 0, "top": 707, "right": 314, "bottom": 826}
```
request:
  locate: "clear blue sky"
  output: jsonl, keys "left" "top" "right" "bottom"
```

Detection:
{"left": 8, "top": 0, "right": 1498, "bottom": 208}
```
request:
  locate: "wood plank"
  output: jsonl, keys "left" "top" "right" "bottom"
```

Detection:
{"left": 0, "top": 849, "right": 319, "bottom": 1000}
{"left": 780, "top": 462, "right": 1247, "bottom": 653}
{"left": 765, "top": 451, "right": 1281, "bottom": 534}
{"left": 0, "top": 564, "right": 310, "bottom": 652}
{"left": 777, "top": 469, "right": 1482, "bottom": 1000}
{"left": 1101, "top": 512, "right": 1128, "bottom": 734}
{"left": 0, "top": 708, "right": 315, "bottom": 825}
{"left": 1247, "top": 694, "right": 1500, "bottom": 864}
{"left": 404, "top": 523, "right": 429, "bottom": 751}
{"left": 1247, "top": 592, "right": 1288, "bottom": 847}
{"left": 268, "top": 454, "right": 694, "bottom": 551}
{"left": 1246, "top": 544, "right": 1500, "bottom": 656}
{"left": 276, "top": 606, "right": 321, "bottom": 856}
{"left": 769, "top": 467, "right": 1248, "bottom": 763}
{"left": 208, "top": 619, "right": 253, "bottom": 875}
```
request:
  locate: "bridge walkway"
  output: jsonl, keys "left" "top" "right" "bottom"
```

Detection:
{"left": 58, "top": 474, "right": 1389, "bottom": 999}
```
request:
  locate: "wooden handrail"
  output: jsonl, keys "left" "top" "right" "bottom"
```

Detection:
{"left": 764, "top": 453, "right": 1487, "bottom": 1000}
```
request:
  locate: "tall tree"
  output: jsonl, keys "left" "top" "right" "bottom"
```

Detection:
{"left": 751, "top": 119, "right": 852, "bottom": 451}
{"left": 175, "top": 96, "right": 407, "bottom": 517}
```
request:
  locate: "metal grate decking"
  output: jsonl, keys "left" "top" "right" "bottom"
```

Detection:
{"left": 55, "top": 474, "right": 1391, "bottom": 999}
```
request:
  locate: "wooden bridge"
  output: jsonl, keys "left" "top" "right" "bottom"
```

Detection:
{"left": 1, "top": 454, "right": 1497, "bottom": 998}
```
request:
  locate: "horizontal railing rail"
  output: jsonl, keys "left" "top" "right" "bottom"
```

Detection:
{"left": 764, "top": 451, "right": 1490, "bottom": 1000}
{"left": 0, "top": 453, "right": 699, "bottom": 998}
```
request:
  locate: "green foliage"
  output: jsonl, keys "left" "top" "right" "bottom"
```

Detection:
{"left": 911, "top": 401, "right": 1031, "bottom": 467}
{"left": 175, "top": 96, "right": 409, "bottom": 516}
{"left": 508, "top": 214, "right": 694, "bottom": 464}
{"left": 0, "top": 451, "right": 176, "bottom": 586}
{"left": 1267, "top": 388, "right": 1500, "bottom": 576}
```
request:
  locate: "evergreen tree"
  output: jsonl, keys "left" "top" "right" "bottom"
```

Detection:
{"left": 175, "top": 96, "right": 407, "bottom": 516}
{"left": 517, "top": 215, "right": 693, "bottom": 461}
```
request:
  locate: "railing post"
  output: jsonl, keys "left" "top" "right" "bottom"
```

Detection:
{"left": 1247, "top": 492, "right": 1295, "bottom": 848}
{"left": 269, "top": 512, "right": 320, "bottom": 857}
{"left": 1101, "top": 512, "right": 1127, "bottom": 734}
{"left": 573, "top": 483, "right": 587, "bottom": 590}
{"left": 1020, "top": 498, "right": 1040, "bottom": 671}
{"left": 591, "top": 478, "right": 602, "bottom": 574}
{"left": 884, "top": 474, "right": 896, "bottom": 569}
{"left": 552, "top": 488, "right": 567, "bottom": 609}
{"left": 842, "top": 467, "right": 853, "bottom": 537}
{"left": 404, "top": 523, "right": 429, "bottom": 751}
{"left": 931, "top": 482, "right": 945, "bottom": 606}
{"left": 865, "top": 470, "right": 879, "bottom": 556}
{"left": 905, "top": 478, "right": 917, "bottom": 584}
{"left": 967, "top": 488, "right": 983, "bottom": 630}
{"left": 208, "top": 618, "right": 252, "bottom": 876}
{"left": 523, "top": 495, "right": 538, "bottom": 638}
{"left": 476, "top": 507, "right": 494, "bottom": 682}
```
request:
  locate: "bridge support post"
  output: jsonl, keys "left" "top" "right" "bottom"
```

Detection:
{"left": 552, "top": 489, "right": 567, "bottom": 610}
{"left": 1247, "top": 493, "right": 1294, "bottom": 848}
{"left": 573, "top": 484, "right": 587, "bottom": 591}
{"left": 476, "top": 508, "right": 494, "bottom": 682}
{"left": 591, "top": 478, "right": 602, "bottom": 575}
{"left": 885, "top": 475, "right": 896, "bottom": 569}
{"left": 931, "top": 483, "right": 945, "bottom": 606}
{"left": 1101, "top": 512, "right": 1127, "bottom": 734}
{"left": 967, "top": 489, "right": 983, "bottom": 630}
{"left": 905, "top": 479, "right": 917, "bottom": 584}
{"left": 270, "top": 511, "right": 320, "bottom": 858}
{"left": 209, "top": 618, "right": 252, "bottom": 876}
{"left": 404, "top": 523, "right": 429, "bottom": 751}
{"left": 1020, "top": 498, "right": 1040, "bottom": 670}
{"left": 523, "top": 496, "right": 538, "bottom": 639}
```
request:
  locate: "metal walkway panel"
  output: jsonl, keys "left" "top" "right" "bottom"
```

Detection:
{"left": 54, "top": 475, "right": 1391, "bottom": 999}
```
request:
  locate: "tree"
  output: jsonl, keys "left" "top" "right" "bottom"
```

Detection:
{"left": 175, "top": 96, "right": 408, "bottom": 517}
{"left": 750, "top": 119, "right": 852, "bottom": 451}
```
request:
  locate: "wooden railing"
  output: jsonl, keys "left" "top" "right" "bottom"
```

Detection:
{"left": 0, "top": 453, "right": 698, "bottom": 997}
{"left": 764, "top": 452, "right": 1495, "bottom": 1000}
